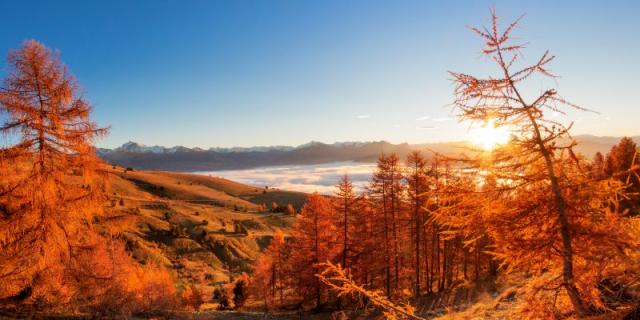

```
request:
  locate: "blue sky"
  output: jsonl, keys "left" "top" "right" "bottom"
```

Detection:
{"left": 0, "top": 1, "right": 638, "bottom": 148}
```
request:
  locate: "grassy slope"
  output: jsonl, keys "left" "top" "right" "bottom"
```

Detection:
{"left": 102, "top": 165, "right": 306, "bottom": 294}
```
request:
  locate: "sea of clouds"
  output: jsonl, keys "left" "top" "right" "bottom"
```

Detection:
{"left": 196, "top": 162, "right": 376, "bottom": 194}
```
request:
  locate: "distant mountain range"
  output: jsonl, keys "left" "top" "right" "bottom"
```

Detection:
{"left": 98, "top": 135, "right": 639, "bottom": 172}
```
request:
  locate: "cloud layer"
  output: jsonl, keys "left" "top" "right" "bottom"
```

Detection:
{"left": 197, "top": 162, "right": 376, "bottom": 194}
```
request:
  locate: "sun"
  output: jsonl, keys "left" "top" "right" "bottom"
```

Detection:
{"left": 469, "top": 119, "right": 511, "bottom": 150}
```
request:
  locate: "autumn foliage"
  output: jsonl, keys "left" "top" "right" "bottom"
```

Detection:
{"left": 249, "top": 10, "right": 640, "bottom": 320}
{"left": 447, "top": 9, "right": 640, "bottom": 317}
{"left": 250, "top": 152, "right": 501, "bottom": 312}
{"left": 0, "top": 40, "right": 177, "bottom": 316}
{"left": 0, "top": 9, "right": 638, "bottom": 320}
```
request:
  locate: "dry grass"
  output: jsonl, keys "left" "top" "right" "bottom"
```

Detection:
{"left": 101, "top": 165, "right": 301, "bottom": 293}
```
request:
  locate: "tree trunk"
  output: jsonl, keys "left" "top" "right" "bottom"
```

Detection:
{"left": 525, "top": 110, "right": 590, "bottom": 316}
{"left": 314, "top": 207, "right": 321, "bottom": 309}
{"left": 391, "top": 181, "right": 399, "bottom": 291}
{"left": 343, "top": 196, "right": 348, "bottom": 270}
{"left": 383, "top": 181, "right": 391, "bottom": 297}
{"left": 415, "top": 206, "right": 421, "bottom": 297}
{"left": 424, "top": 223, "right": 430, "bottom": 293}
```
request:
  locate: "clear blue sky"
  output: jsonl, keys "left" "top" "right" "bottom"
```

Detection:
{"left": 0, "top": 1, "right": 638, "bottom": 148}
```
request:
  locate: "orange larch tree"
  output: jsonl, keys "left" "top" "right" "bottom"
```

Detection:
{"left": 405, "top": 150, "right": 429, "bottom": 297}
{"left": 251, "top": 228, "right": 288, "bottom": 310}
{"left": 449, "top": 9, "right": 639, "bottom": 316}
{"left": 287, "top": 193, "right": 336, "bottom": 309}
{"left": 368, "top": 154, "right": 398, "bottom": 297}
{"left": 347, "top": 194, "right": 377, "bottom": 291}
{"left": 333, "top": 174, "right": 357, "bottom": 272}
{"left": 603, "top": 137, "right": 640, "bottom": 216}
{"left": 0, "top": 40, "right": 108, "bottom": 305}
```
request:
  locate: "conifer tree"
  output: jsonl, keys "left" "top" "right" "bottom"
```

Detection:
{"left": 252, "top": 229, "right": 288, "bottom": 309}
{"left": 333, "top": 174, "right": 356, "bottom": 272}
{"left": 592, "top": 151, "right": 606, "bottom": 179}
{"left": 0, "top": 40, "right": 108, "bottom": 302}
{"left": 287, "top": 193, "right": 336, "bottom": 308}
{"left": 369, "top": 153, "right": 407, "bottom": 297}
{"left": 603, "top": 137, "right": 640, "bottom": 215}
{"left": 348, "top": 195, "right": 376, "bottom": 289}
{"left": 405, "top": 151, "right": 429, "bottom": 296}
{"left": 449, "top": 10, "right": 638, "bottom": 315}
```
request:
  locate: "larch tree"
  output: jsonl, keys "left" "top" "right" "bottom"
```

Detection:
{"left": 351, "top": 196, "right": 377, "bottom": 286}
{"left": 287, "top": 193, "right": 336, "bottom": 309}
{"left": 386, "top": 154, "right": 406, "bottom": 294}
{"left": 368, "top": 153, "right": 406, "bottom": 297}
{"left": 591, "top": 151, "right": 606, "bottom": 179}
{"left": 250, "top": 253, "right": 274, "bottom": 311}
{"left": 405, "top": 150, "right": 429, "bottom": 297}
{"left": 251, "top": 228, "right": 288, "bottom": 310}
{"left": 603, "top": 137, "right": 640, "bottom": 216}
{"left": 449, "top": 10, "right": 638, "bottom": 316}
{"left": 333, "top": 174, "right": 357, "bottom": 272}
{"left": 0, "top": 40, "right": 108, "bottom": 303}
{"left": 604, "top": 137, "right": 638, "bottom": 178}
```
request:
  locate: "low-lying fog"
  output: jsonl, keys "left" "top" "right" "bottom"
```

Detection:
{"left": 195, "top": 162, "right": 376, "bottom": 194}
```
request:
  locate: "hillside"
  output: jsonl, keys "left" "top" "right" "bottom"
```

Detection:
{"left": 101, "top": 165, "right": 307, "bottom": 295}
{"left": 98, "top": 136, "right": 639, "bottom": 172}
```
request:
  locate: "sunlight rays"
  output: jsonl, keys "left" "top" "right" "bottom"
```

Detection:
{"left": 469, "top": 119, "right": 511, "bottom": 150}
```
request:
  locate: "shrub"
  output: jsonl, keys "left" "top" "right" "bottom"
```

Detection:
{"left": 285, "top": 204, "right": 295, "bottom": 215}
{"left": 182, "top": 285, "right": 205, "bottom": 311}
{"left": 136, "top": 264, "right": 178, "bottom": 312}
{"left": 213, "top": 287, "right": 231, "bottom": 310}
{"left": 232, "top": 275, "right": 248, "bottom": 309}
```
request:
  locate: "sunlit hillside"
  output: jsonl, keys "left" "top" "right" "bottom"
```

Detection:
{"left": 103, "top": 165, "right": 304, "bottom": 284}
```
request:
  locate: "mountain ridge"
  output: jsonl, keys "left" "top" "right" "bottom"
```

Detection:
{"left": 98, "top": 135, "right": 639, "bottom": 172}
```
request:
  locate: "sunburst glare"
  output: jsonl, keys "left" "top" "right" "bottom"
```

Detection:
{"left": 469, "top": 119, "right": 511, "bottom": 150}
